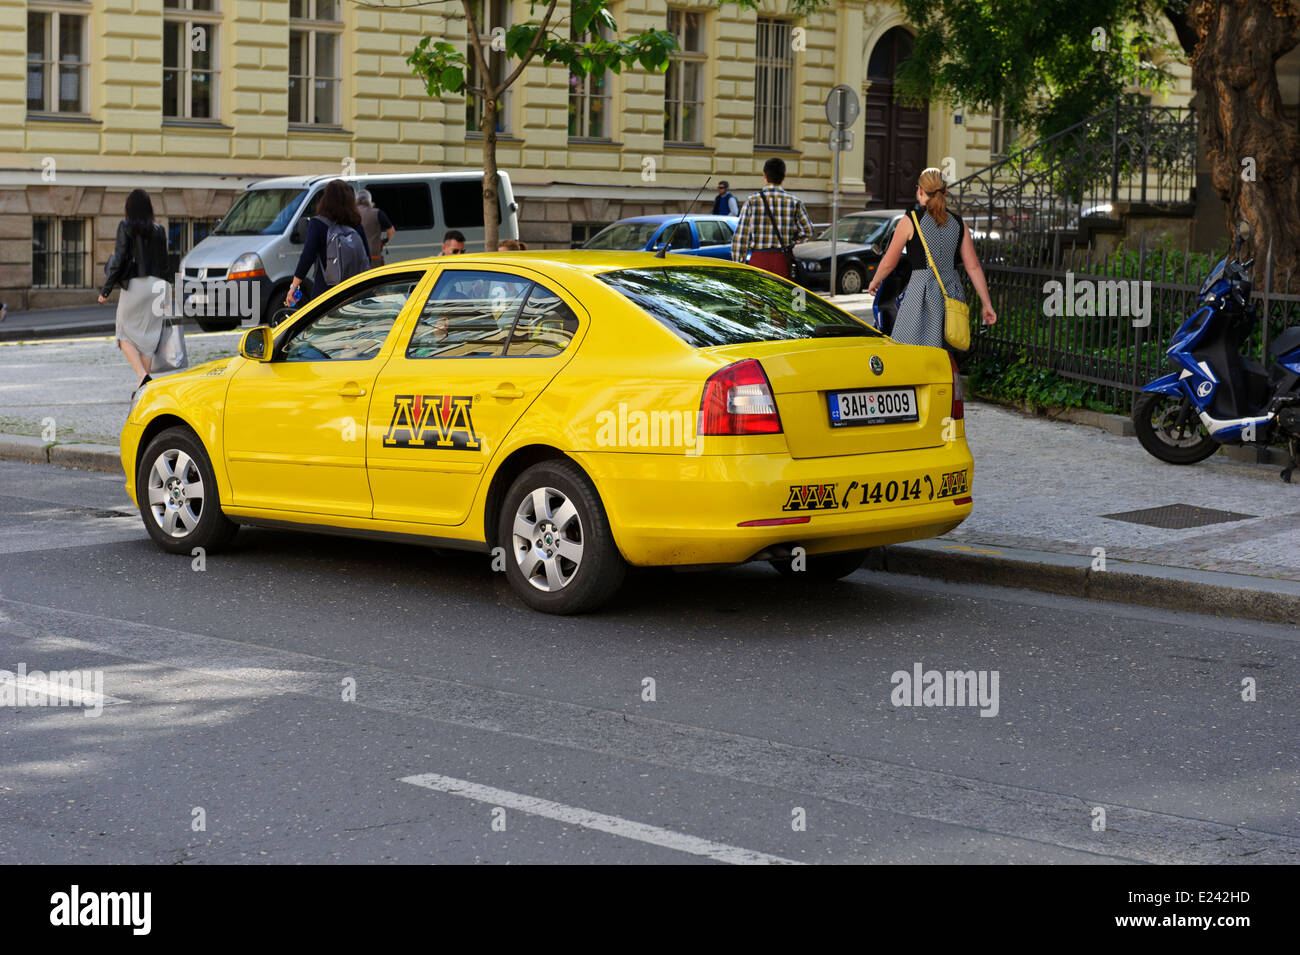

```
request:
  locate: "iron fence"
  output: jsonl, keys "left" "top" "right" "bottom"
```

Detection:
{"left": 965, "top": 234, "right": 1300, "bottom": 410}
{"left": 949, "top": 101, "right": 1197, "bottom": 238}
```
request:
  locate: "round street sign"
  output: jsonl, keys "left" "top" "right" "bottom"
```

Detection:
{"left": 825, "top": 84, "right": 860, "bottom": 129}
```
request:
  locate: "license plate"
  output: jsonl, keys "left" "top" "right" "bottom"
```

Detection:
{"left": 827, "top": 387, "right": 918, "bottom": 427}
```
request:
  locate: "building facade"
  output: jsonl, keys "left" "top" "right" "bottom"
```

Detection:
{"left": 1, "top": 0, "right": 1192, "bottom": 308}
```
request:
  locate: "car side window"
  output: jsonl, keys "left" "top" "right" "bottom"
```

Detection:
{"left": 697, "top": 220, "right": 727, "bottom": 246}
{"left": 658, "top": 221, "right": 690, "bottom": 250}
{"left": 506, "top": 285, "right": 580, "bottom": 357}
{"left": 280, "top": 274, "right": 422, "bottom": 362}
{"left": 406, "top": 270, "right": 532, "bottom": 358}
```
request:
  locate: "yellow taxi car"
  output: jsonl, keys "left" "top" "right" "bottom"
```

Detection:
{"left": 122, "top": 250, "right": 972, "bottom": 613}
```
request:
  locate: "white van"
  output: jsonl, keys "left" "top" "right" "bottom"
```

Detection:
{"left": 179, "top": 171, "right": 519, "bottom": 331}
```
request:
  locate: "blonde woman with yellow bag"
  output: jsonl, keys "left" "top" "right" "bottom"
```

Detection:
{"left": 867, "top": 167, "right": 997, "bottom": 349}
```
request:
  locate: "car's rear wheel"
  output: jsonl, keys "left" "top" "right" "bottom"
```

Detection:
{"left": 498, "top": 460, "right": 625, "bottom": 614}
{"left": 137, "top": 427, "right": 239, "bottom": 554}
{"left": 771, "top": 548, "right": 867, "bottom": 582}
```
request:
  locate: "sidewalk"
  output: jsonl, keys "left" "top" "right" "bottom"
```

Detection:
{"left": 1, "top": 327, "right": 1296, "bottom": 621}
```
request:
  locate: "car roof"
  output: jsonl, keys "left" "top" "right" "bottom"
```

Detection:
{"left": 245, "top": 171, "right": 491, "bottom": 190}
{"left": 383, "top": 249, "right": 750, "bottom": 277}
{"left": 606, "top": 214, "right": 737, "bottom": 224}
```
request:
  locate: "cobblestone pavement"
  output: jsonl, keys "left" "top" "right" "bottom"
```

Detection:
{"left": 2, "top": 332, "right": 1296, "bottom": 580}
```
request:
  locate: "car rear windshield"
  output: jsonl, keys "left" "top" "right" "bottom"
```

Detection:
{"left": 598, "top": 266, "right": 877, "bottom": 347}
{"left": 584, "top": 222, "right": 661, "bottom": 251}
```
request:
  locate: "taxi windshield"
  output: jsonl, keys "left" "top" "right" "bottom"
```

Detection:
{"left": 598, "top": 266, "right": 875, "bottom": 346}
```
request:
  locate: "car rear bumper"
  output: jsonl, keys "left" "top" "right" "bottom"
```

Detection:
{"left": 573, "top": 443, "right": 973, "bottom": 566}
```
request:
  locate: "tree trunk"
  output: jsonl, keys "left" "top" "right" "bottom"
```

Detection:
{"left": 1191, "top": 0, "right": 1300, "bottom": 288}
{"left": 482, "top": 95, "right": 500, "bottom": 252}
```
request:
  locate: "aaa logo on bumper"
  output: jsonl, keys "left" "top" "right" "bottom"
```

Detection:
{"left": 382, "top": 394, "right": 480, "bottom": 450}
{"left": 783, "top": 483, "right": 839, "bottom": 511}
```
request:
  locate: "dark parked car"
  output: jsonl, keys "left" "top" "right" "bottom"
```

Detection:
{"left": 793, "top": 210, "right": 907, "bottom": 295}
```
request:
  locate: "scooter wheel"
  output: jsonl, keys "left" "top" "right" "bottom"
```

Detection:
{"left": 1132, "top": 392, "right": 1220, "bottom": 464}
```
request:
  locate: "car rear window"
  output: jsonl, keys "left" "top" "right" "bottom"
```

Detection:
{"left": 597, "top": 266, "right": 877, "bottom": 347}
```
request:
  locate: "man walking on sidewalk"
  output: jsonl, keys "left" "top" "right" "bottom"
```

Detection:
{"left": 731, "top": 158, "right": 814, "bottom": 279}
{"left": 711, "top": 181, "right": 739, "bottom": 218}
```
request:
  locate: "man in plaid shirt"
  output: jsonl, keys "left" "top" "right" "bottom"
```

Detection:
{"left": 731, "top": 157, "right": 814, "bottom": 279}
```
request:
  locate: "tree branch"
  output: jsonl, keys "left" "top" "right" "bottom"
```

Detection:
{"left": 496, "top": 0, "right": 560, "bottom": 95}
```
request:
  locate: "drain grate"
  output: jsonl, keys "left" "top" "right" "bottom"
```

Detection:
{"left": 1101, "top": 503, "right": 1257, "bottom": 529}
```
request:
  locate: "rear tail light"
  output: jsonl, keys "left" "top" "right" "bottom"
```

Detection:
{"left": 949, "top": 353, "right": 964, "bottom": 420}
{"left": 699, "top": 359, "right": 783, "bottom": 435}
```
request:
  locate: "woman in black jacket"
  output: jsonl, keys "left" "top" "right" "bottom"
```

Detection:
{"left": 98, "top": 189, "right": 169, "bottom": 391}
{"left": 284, "top": 179, "right": 369, "bottom": 307}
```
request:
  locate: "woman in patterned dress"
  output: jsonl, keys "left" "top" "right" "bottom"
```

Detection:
{"left": 867, "top": 167, "right": 997, "bottom": 347}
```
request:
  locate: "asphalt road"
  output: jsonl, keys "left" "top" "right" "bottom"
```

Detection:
{"left": 1, "top": 459, "right": 1296, "bottom": 864}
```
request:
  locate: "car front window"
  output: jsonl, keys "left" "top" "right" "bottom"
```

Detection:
{"left": 280, "top": 274, "right": 421, "bottom": 362}
{"left": 214, "top": 189, "right": 307, "bottom": 236}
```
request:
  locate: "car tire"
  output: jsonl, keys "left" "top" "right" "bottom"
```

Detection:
{"left": 770, "top": 548, "right": 867, "bottom": 582}
{"left": 497, "top": 460, "right": 626, "bottom": 614}
{"left": 195, "top": 318, "right": 240, "bottom": 333}
{"left": 136, "top": 426, "right": 239, "bottom": 555}
{"left": 837, "top": 264, "right": 866, "bottom": 296}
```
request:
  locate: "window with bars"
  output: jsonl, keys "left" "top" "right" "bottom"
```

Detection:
{"left": 163, "top": 0, "right": 219, "bottom": 120}
{"left": 166, "top": 217, "right": 220, "bottom": 275}
{"left": 753, "top": 18, "right": 792, "bottom": 148}
{"left": 466, "top": 0, "right": 511, "bottom": 134}
{"left": 32, "top": 217, "right": 90, "bottom": 289}
{"left": 27, "top": 8, "right": 89, "bottom": 114}
{"left": 990, "top": 106, "right": 1017, "bottom": 159}
{"left": 568, "top": 19, "right": 612, "bottom": 140}
{"left": 664, "top": 9, "right": 705, "bottom": 145}
{"left": 289, "top": 0, "right": 342, "bottom": 126}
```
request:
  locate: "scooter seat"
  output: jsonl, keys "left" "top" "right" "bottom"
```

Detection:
{"left": 1268, "top": 326, "right": 1300, "bottom": 359}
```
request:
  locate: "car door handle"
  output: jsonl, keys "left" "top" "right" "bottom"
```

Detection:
{"left": 491, "top": 386, "right": 525, "bottom": 400}
{"left": 338, "top": 383, "right": 367, "bottom": 397}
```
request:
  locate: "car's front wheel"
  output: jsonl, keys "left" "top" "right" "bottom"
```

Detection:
{"left": 498, "top": 460, "right": 626, "bottom": 614}
{"left": 137, "top": 427, "right": 239, "bottom": 554}
{"left": 837, "top": 264, "right": 866, "bottom": 296}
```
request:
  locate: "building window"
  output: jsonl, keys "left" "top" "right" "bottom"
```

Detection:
{"left": 27, "top": 8, "right": 89, "bottom": 115}
{"left": 166, "top": 217, "right": 220, "bottom": 275}
{"left": 664, "top": 9, "right": 705, "bottom": 145}
{"left": 754, "top": 18, "right": 792, "bottom": 148}
{"left": 163, "top": 0, "right": 220, "bottom": 120}
{"left": 991, "top": 106, "right": 1017, "bottom": 160}
{"left": 32, "top": 217, "right": 89, "bottom": 289}
{"left": 289, "top": 0, "right": 342, "bottom": 126}
{"left": 466, "top": 0, "right": 510, "bottom": 134}
{"left": 570, "top": 223, "right": 601, "bottom": 248}
{"left": 568, "top": 19, "right": 612, "bottom": 139}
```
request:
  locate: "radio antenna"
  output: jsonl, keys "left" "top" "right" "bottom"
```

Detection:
{"left": 655, "top": 177, "right": 712, "bottom": 259}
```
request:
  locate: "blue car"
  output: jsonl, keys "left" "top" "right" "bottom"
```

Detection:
{"left": 582, "top": 214, "right": 739, "bottom": 259}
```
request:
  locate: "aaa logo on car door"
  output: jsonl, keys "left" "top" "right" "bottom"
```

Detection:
{"left": 382, "top": 394, "right": 480, "bottom": 451}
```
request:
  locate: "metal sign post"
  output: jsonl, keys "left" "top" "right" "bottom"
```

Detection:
{"left": 825, "top": 85, "right": 859, "bottom": 297}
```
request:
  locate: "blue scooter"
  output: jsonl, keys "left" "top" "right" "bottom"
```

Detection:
{"left": 1133, "top": 227, "right": 1300, "bottom": 481}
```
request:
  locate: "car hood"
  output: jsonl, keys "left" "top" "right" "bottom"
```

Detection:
{"left": 180, "top": 233, "right": 278, "bottom": 271}
{"left": 794, "top": 240, "right": 874, "bottom": 261}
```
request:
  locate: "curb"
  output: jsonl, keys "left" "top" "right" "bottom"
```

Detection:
{"left": 0, "top": 433, "right": 122, "bottom": 474}
{"left": 870, "top": 540, "right": 1300, "bottom": 625}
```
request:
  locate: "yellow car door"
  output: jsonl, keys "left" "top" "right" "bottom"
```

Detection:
{"left": 224, "top": 270, "right": 431, "bottom": 518}
{"left": 367, "top": 267, "right": 584, "bottom": 526}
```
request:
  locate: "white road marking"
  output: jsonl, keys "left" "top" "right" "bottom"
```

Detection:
{"left": 401, "top": 772, "right": 802, "bottom": 865}
{"left": 0, "top": 672, "right": 127, "bottom": 709}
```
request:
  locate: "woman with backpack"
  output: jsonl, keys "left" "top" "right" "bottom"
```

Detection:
{"left": 284, "top": 179, "right": 370, "bottom": 307}
{"left": 97, "top": 188, "right": 169, "bottom": 394}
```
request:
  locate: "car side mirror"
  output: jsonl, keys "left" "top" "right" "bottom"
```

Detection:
{"left": 291, "top": 217, "right": 309, "bottom": 244}
{"left": 240, "top": 326, "right": 273, "bottom": 362}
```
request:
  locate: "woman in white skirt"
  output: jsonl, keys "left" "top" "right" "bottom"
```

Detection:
{"left": 98, "top": 189, "right": 169, "bottom": 393}
{"left": 867, "top": 167, "right": 997, "bottom": 347}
